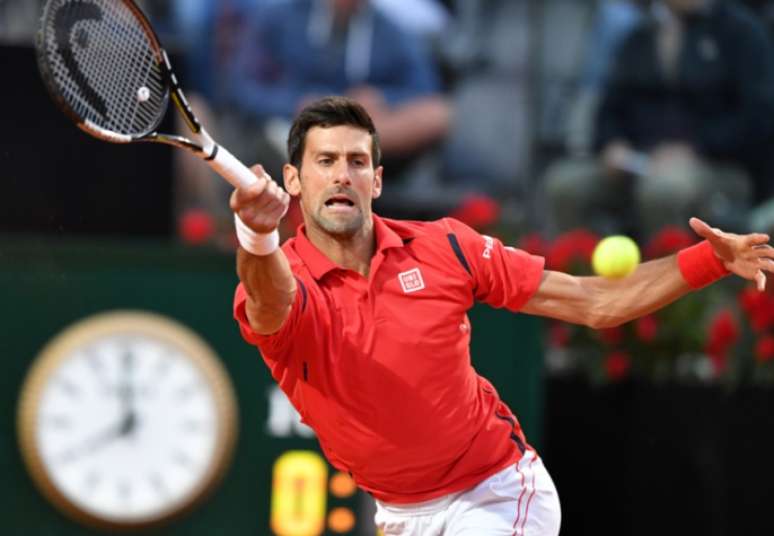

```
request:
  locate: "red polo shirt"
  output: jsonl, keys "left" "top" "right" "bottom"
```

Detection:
{"left": 233, "top": 215, "right": 545, "bottom": 503}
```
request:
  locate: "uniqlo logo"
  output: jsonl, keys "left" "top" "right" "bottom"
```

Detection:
{"left": 398, "top": 268, "right": 425, "bottom": 294}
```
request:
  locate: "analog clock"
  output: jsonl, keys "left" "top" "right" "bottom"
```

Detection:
{"left": 17, "top": 311, "right": 238, "bottom": 531}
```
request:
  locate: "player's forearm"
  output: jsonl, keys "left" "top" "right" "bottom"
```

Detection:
{"left": 236, "top": 247, "right": 296, "bottom": 334}
{"left": 581, "top": 255, "right": 691, "bottom": 328}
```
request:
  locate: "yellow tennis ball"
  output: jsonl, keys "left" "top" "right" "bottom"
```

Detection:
{"left": 592, "top": 235, "right": 641, "bottom": 278}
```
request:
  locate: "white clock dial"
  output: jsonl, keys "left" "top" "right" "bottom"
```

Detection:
{"left": 18, "top": 311, "right": 238, "bottom": 530}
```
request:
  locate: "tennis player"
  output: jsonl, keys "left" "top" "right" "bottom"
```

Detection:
{"left": 230, "top": 97, "right": 773, "bottom": 535}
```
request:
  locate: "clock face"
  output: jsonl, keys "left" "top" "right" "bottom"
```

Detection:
{"left": 18, "top": 311, "right": 238, "bottom": 530}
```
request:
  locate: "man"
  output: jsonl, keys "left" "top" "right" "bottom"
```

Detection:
{"left": 545, "top": 0, "right": 774, "bottom": 237}
{"left": 230, "top": 97, "right": 773, "bottom": 535}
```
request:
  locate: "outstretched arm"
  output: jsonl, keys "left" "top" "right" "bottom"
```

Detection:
{"left": 230, "top": 165, "right": 295, "bottom": 335}
{"left": 522, "top": 218, "right": 774, "bottom": 328}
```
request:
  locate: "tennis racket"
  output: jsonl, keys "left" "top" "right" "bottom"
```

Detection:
{"left": 35, "top": 0, "right": 257, "bottom": 189}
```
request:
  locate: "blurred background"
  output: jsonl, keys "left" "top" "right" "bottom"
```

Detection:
{"left": 2, "top": 0, "right": 774, "bottom": 534}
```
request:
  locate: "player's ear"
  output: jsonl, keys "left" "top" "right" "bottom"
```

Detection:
{"left": 283, "top": 164, "right": 301, "bottom": 196}
{"left": 372, "top": 165, "right": 383, "bottom": 200}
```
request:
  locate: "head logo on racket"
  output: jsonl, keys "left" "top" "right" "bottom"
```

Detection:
{"left": 51, "top": 0, "right": 108, "bottom": 119}
{"left": 36, "top": 0, "right": 266, "bottom": 190}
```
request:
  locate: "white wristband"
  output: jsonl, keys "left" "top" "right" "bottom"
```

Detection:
{"left": 234, "top": 214, "right": 280, "bottom": 256}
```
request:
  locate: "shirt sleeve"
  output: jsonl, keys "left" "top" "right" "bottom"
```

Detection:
{"left": 232, "top": 276, "right": 311, "bottom": 359}
{"left": 445, "top": 218, "right": 545, "bottom": 312}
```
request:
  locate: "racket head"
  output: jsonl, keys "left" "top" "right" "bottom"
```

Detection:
{"left": 36, "top": 0, "right": 170, "bottom": 142}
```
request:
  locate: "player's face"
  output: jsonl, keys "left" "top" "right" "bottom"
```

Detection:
{"left": 284, "top": 125, "right": 382, "bottom": 238}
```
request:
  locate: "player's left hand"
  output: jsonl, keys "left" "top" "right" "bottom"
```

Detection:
{"left": 690, "top": 217, "right": 774, "bottom": 291}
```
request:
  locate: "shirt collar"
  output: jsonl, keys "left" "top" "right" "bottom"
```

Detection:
{"left": 293, "top": 214, "right": 409, "bottom": 281}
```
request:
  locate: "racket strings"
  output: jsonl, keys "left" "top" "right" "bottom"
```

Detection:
{"left": 40, "top": 0, "right": 166, "bottom": 137}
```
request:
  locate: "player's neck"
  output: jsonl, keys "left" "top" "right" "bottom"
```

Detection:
{"left": 305, "top": 219, "right": 376, "bottom": 277}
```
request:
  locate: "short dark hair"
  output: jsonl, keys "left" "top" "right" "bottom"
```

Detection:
{"left": 287, "top": 96, "right": 381, "bottom": 168}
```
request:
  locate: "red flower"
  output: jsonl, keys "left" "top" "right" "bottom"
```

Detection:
{"left": 450, "top": 194, "right": 501, "bottom": 230}
{"left": 738, "top": 288, "right": 774, "bottom": 333}
{"left": 519, "top": 232, "right": 549, "bottom": 258}
{"left": 644, "top": 226, "right": 697, "bottom": 259}
{"left": 635, "top": 315, "right": 658, "bottom": 343}
{"left": 739, "top": 287, "right": 767, "bottom": 313}
{"left": 755, "top": 336, "right": 774, "bottom": 363}
{"left": 549, "top": 322, "right": 570, "bottom": 347}
{"left": 708, "top": 350, "right": 729, "bottom": 376}
{"left": 605, "top": 351, "right": 631, "bottom": 381}
{"left": 178, "top": 209, "right": 215, "bottom": 244}
{"left": 705, "top": 310, "right": 739, "bottom": 359}
{"left": 546, "top": 229, "right": 600, "bottom": 272}
{"left": 598, "top": 326, "right": 624, "bottom": 346}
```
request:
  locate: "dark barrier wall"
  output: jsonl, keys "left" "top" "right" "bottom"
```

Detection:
{"left": 544, "top": 379, "right": 774, "bottom": 536}
{"left": 0, "top": 239, "right": 544, "bottom": 535}
{"left": 0, "top": 45, "right": 172, "bottom": 237}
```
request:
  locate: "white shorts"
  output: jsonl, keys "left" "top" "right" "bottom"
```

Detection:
{"left": 374, "top": 450, "right": 561, "bottom": 536}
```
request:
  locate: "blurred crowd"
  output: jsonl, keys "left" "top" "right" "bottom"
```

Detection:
{"left": 3, "top": 0, "right": 774, "bottom": 246}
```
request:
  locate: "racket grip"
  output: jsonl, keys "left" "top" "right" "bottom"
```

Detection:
{"left": 205, "top": 144, "right": 258, "bottom": 188}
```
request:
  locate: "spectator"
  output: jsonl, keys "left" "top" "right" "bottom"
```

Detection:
{"left": 741, "top": 0, "right": 774, "bottom": 34}
{"left": 436, "top": 0, "right": 532, "bottom": 196}
{"left": 166, "top": 0, "right": 268, "bottom": 101}
{"left": 370, "top": 0, "right": 450, "bottom": 45}
{"left": 224, "top": 0, "right": 451, "bottom": 171}
{"left": 564, "top": 0, "right": 646, "bottom": 156}
{"left": 543, "top": 0, "right": 774, "bottom": 238}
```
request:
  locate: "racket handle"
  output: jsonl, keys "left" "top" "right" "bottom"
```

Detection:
{"left": 205, "top": 144, "right": 258, "bottom": 188}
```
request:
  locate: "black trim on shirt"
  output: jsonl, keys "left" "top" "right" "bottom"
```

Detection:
{"left": 446, "top": 233, "right": 472, "bottom": 275}
{"left": 494, "top": 412, "right": 527, "bottom": 454}
{"left": 295, "top": 276, "right": 308, "bottom": 312}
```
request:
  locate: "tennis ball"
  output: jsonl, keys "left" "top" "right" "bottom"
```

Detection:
{"left": 592, "top": 235, "right": 640, "bottom": 278}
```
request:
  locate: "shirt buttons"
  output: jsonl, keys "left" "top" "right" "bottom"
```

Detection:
{"left": 459, "top": 323, "right": 469, "bottom": 334}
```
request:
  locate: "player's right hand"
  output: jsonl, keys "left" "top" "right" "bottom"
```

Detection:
{"left": 230, "top": 164, "right": 290, "bottom": 234}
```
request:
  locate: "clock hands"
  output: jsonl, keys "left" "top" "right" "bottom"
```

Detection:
{"left": 117, "top": 348, "right": 138, "bottom": 436}
{"left": 57, "top": 387, "right": 138, "bottom": 465}
{"left": 57, "top": 419, "right": 125, "bottom": 464}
